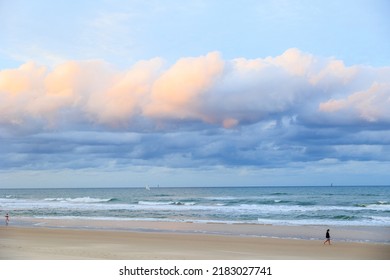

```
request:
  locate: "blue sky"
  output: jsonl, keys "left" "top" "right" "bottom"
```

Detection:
{"left": 1, "top": 0, "right": 390, "bottom": 188}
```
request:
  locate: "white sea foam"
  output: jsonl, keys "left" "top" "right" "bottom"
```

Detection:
{"left": 43, "top": 197, "right": 113, "bottom": 203}
{"left": 138, "top": 201, "right": 174, "bottom": 206}
{"left": 1, "top": 186, "right": 390, "bottom": 231}
{"left": 256, "top": 217, "right": 390, "bottom": 227}
{"left": 365, "top": 204, "right": 390, "bottom": 211}
{"left": 3, "top": 197, "right": 390, "bottom": 214}
{"left": 377, "top": 201, "right": 388, "bottom": 204}
{"left": 65, "top": 197, "right": 113, "bottom": 203}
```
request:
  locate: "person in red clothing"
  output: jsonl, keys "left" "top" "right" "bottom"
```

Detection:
{"left": 5, "top": 213, "right": 9, "bottom": 226}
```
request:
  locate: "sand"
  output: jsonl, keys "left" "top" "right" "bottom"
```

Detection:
{"left": 1, "top": 225, "right": 389, "bottom": 260}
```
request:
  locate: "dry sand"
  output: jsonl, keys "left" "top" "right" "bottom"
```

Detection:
{"left": 1, "top": 226, "right": 389, "bottom": 260}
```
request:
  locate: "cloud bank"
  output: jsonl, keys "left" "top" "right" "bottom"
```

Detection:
{"left": 1, "top": 48, "right": 389, "bottom": 131}
{"left": 1, "top": 49, "right": 390, "bottom": 172}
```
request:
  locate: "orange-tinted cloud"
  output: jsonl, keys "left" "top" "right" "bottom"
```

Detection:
{"left": 144, "top": 52, "right": 224, "bottom": 121}
{"left": 85, "top": 58, "right": 163, "bottom": 126}
{"left": 319, "top": 82, "right": 390, "bottom": 122}
{"left": 1, "top": 49, "right": 389, "bottom": 131}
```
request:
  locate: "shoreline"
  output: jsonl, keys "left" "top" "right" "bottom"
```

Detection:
{"left": 1, "top": 225, "right": 389, "bottom": 260}
{"left": 7, "top": 217, "right": 390, "bottom": 244}
{"left": 1, "top": 218, "right": 390, "bottom": 260}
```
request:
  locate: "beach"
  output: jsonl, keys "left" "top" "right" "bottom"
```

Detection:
{"left": 1, "top": 186, "right": 389, "bottom": 260}
{"left": 1, "top": 222, "right": 389, "bottom": 260}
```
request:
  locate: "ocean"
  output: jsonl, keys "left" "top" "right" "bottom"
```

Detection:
{"left": 1, "top": 186, "right": 389, "bottom": 228}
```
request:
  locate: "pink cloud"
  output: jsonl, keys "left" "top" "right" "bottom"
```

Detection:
{"left": 85, "top": 58, "right": 163, "bottom": 126}
{"left": 144, "top": 52, "right": 224, "bottom": 121}
{"left": 319, "top": 82, "right": 390, "bottom": 122}
{"left": 1, "top": 49, "right": 389, "bottom": 131}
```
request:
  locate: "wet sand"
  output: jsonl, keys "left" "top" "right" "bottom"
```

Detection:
{"left": 1, "top": 225, "right": 389, "bottom": 260}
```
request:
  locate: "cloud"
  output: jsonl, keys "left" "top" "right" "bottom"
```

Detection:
{"left": 319, "top": 82, "right": 390, "bottom": 123}
{"left": 1, "top": 48, "right": 389, "bottom": 132}
{"left": 85, "top": 58, "right": 163, "bottom": 127}
{"left": 144, "top": 52, "right": 224, "bottom": 122}
{"left": 1, "top": 49, "right": 390, "bottom": 175}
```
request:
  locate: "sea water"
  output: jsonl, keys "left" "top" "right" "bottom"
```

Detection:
{"left": 1, "top": 186, "right": 389, "bottom": 227}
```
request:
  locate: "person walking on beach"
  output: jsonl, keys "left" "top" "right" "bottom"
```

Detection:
{"left": 323, "top": 229, "right": 331, "bottom": 245}
{"left": 5, "top": 213, "right": 9, "bottom": 226}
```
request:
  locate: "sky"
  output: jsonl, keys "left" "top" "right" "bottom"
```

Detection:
{"left": 1, "top": 0, "right": 390, "bottom": 188}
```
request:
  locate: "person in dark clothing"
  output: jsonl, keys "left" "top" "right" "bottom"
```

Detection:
{"left": 323, "top": 229, "right": 331, "bottom": 245}
{"left": 5, "top": 213, "right": 9, "bottom": 226}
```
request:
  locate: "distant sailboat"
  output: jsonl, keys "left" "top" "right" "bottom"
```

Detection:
{"left": 145, "top": 185, "right": 151, "bottom": 191}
